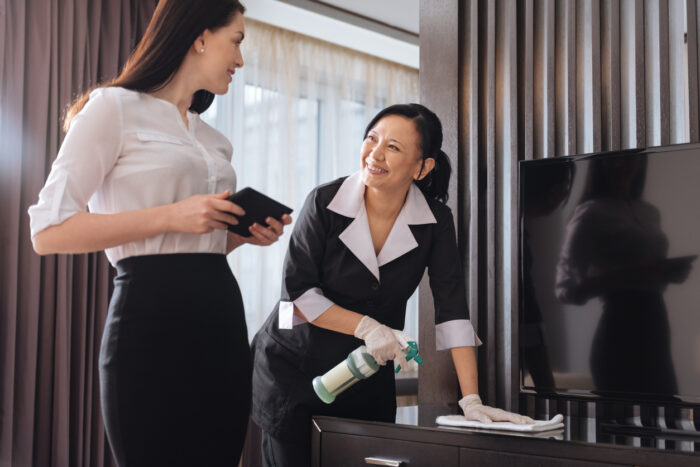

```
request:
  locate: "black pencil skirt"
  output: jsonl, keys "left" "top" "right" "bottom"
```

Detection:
{"left": 99, "top": 253, "right": 251, "bottom": 467}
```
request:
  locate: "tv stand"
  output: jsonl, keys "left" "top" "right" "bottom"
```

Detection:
{"left": 598, "top": 421, "right": 699, "bottom": 441}
{"left": 312, "top": 404, "right": 700, "bottom": 467}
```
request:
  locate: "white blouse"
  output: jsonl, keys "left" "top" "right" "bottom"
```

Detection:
{"left": 28, "top": 87, "right": 237, "bottom": 266}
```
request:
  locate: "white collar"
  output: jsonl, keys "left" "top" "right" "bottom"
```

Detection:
{"left": 327, "top": 171, "right": 437, "bottom": 280}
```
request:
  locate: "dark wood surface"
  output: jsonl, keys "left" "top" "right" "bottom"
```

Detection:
{"left": 312, "top": 412, "right": 700, "bottom": 467}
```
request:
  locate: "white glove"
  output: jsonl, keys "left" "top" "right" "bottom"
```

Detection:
{"left": 390, "top": 329, "right": 419, "bottom": 374}
{"left": 354, "top": 316, "right": 411, "bottom": 366}
{"left": 458, "top": 394, "right": 535, "bottom": 425}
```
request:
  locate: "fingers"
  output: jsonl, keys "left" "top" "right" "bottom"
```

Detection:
{"left": 207, "top": 220, "right": 228, "bottom": 231}
{"left": 366, "top": 347, "right": 388, "bottom": 365}
{"left": 213, "top": 197, "right": 245, "bottom": 216}
{"left": 391, "top": 330, "right": 409, "bottom": 349}
{"left": 496, "top": 411, "right": 534, "bottom": 424}
{"left": 465, "top": 409, "right": 492, "bottom": 424}
{"left": 210, "top": 208, "right": 240, "bottom": 228}
{"left": 264, "top": 216, "right": 285, "bottom": 236}
{"left": 487, "top": 408, "right": 535, "bottom": 425}
{"left": 396, "top": 356, "right": 419, "bottom": 374}
{"left": 214, "top": 212, "right": 239, "bottom": 227}
{"left": 480, "top": 414, "right": 493, "bottom": 424}
{"left": 249, "top": 223, "right": 278, "bottom": 244}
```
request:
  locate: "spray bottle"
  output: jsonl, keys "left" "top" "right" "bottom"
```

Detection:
{"left": 312, "top": 341, "right": 423, "bottom": 404}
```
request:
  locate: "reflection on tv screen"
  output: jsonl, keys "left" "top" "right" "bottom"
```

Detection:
{"left": 519, "top": 146, "right": 700, "bottom": 403}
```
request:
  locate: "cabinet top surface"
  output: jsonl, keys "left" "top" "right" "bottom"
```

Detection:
{"left": 313, "top": 404, "right": 700, "bottom": 459}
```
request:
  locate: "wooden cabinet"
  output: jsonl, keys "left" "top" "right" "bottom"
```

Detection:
{"left": 312, "top": 415, "right": 700, "bottom": 467}
{"left": 321, "top": 432, "right": 458, "bottom": 467}
{"left": 458, "top": 448, "right": 625, "bottom": 467}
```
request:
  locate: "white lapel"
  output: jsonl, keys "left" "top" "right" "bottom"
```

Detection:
{"left": 329, "top": 172, "right": 381, "bottom": 280}
{"left": 338, "top": 203, "right": 381, "bottom": 280}
{"left": 377, "top": 183, "right": 436, "bottom": 266}
{"left": 327, "top": 171, "right": 437, "bottom": 282}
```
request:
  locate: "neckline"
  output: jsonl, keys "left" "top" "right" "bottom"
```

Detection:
{"left": 141, "top": 91, "right": 197, "bottom": 131}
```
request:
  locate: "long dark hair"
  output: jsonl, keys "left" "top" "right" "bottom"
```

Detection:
{"left": 64, "top": 0, "right": 246, "bottom": 130}
{"left": 363, "top": 103, "right": 452, "bottom": 203}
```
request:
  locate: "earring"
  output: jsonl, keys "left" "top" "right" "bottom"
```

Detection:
{"left": 200, "top": 48, "right": 205, "bottom": 53}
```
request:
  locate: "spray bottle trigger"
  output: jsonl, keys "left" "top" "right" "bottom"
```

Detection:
{"left": 394, "top": 341, "right": 424, "bottom": 373}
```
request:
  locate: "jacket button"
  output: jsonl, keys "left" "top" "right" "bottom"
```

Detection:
{"left": 371, "top": 283, "right": 379, "bottom": 291}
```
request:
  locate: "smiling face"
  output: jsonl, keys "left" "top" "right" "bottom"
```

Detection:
{"left": 196, "top": 11, "right": 245, "bottom": 94}
{"left": 361, "top": 114, "right": 434, "bottom": 195}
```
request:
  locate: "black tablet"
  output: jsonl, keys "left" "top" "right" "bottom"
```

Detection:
{"left": 226, "top": 187, "right": 293, "bottom": 237}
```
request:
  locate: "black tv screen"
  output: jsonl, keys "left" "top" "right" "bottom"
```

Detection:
{"left": 519, "top": 144, "right": 700, "bottom": 404}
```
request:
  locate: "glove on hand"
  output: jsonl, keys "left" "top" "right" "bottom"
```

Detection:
{"left": 458, "top": 394, "right": 535, "bottom": 425}
{"left": 354, "top": 316, "right": 407, "bottom": 366}
{"left": 390, "top": 329, "right": 419, "bottom": 374}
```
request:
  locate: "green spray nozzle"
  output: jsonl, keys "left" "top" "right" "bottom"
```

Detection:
{"left": 395, "top": 341, "right": 423, "bottom": 373}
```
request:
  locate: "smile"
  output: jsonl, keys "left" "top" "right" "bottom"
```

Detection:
{"left": 366, "top": 163, "right": 388, "bottom": 174}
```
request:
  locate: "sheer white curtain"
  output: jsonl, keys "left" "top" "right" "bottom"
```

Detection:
{"left": 202, "top": 19, "right": 419, "bottom": 341}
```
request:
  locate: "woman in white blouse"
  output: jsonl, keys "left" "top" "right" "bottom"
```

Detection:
{"left": 28, "top": 1, "right": 289, "bottom": 465}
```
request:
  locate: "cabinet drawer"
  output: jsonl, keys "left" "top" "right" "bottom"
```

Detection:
{"left": 321, "top": 432, "right": 458, "bottom": 466}
{"left": 459, "top": 448, "right": 629, "bottom": 467}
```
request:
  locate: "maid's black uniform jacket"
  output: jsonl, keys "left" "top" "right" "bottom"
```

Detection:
{"left": 251, "top": 172, "right": 481, "bottom": 440}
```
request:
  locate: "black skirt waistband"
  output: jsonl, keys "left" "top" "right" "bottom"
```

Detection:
{"left": 115, "top": 253, "right": 229, "bottom": 280}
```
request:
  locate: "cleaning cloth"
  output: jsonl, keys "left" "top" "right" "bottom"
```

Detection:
{"left": 436, "top": 413, "right": 564, "bottom": 432}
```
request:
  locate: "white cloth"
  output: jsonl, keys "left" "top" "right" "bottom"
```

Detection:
{"left": 28, "top": 86, "right": 237, "bottom": 266}
{"left": 436, "top": 413, "right": 564, "bottom": 432}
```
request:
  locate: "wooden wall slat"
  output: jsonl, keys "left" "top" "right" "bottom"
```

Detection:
{"left": 686, "top": 0, "right": 700, "bottom": 142}
{"left": 519, "top": 0, "right": 534, "bottom": 161}
{"left": 620, "top": 0, "right": 646, "bottom": 149}
{"left": 464, "top": 0, "right": 480, "bottom": 371}
{"left": 645, "top": 0, "right": 671, "bottom": 146}
{"left": 555, "top": 0, "right": 577, "bottom": 155}
{"left": 669, "top": 0, "right": 688, "bottom": 144}
{"left": 533, "top": 0, "right": 556, "bottom": 159}
{"left": 480, "top": 0, "right": 498, "bottom": 406}
{"left": 601, "top": 0, "right": 621, "bottom": 151}
{"left": 575, "top": 0, "right": 602, "bottom": 154}
{"left": 417, "top": 0, "right": 460, "bottom": 408}
{"left": 493, "top": 0, "right": 519, "bottom": 412}
{"left": 420, "top": 0, "right": 698, "bottom": 413}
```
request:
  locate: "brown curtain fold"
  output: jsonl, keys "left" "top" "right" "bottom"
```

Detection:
{"left": 0, "top": 1, "right": 155, "bottom": 466}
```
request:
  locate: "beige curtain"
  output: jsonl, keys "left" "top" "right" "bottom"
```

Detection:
{"left": 0, "top": 1, "right": 155, "bottom": 466}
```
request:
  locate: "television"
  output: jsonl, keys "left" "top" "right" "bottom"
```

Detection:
{"left": 518, "top": 143, "right": 700, "bottom": 404}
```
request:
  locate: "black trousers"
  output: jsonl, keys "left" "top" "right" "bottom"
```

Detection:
{"left": 261, "top": 430, "right": 309, "bottom": 467}
{"left": 99, "top": 253, "right": 251, "bottom": 467}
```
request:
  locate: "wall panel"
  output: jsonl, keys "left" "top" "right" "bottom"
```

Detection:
{"left": 419, "top": 0, "right": 700, "bottom": 411}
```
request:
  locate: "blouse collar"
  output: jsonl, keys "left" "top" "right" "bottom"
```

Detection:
{"left": 327, "top": 170, "right": 437, "bottom": 281}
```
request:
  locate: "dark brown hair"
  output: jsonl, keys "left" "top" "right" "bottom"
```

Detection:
{"left": 64, "top": 0, "right": 246, "bottom": 131}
